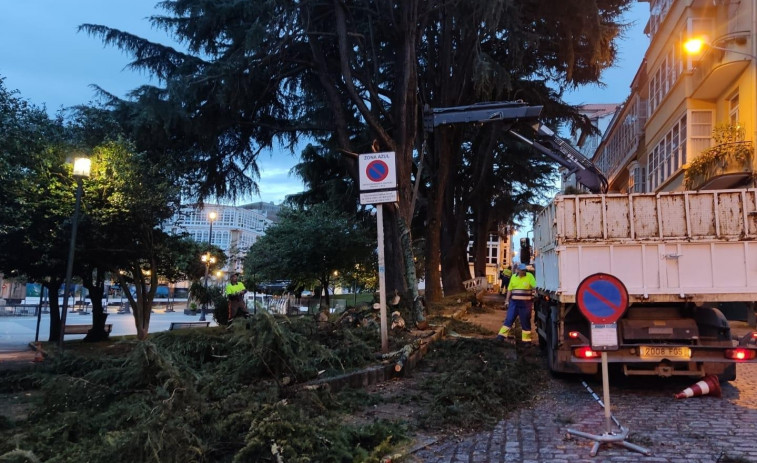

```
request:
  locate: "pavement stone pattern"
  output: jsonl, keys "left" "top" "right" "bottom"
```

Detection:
{"left": 408, "top": 312, "right": 757, "bottom": 463}
{"left": 411, "top": 366, "right": 757, "bottom": 462}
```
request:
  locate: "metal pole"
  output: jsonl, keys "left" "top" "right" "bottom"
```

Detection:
{"left": 601, "top": 352, "right": 612, "bottom": 434}
{"left": 201, "top": 258, "right": 209, "bottom": 320}
{"left": 35, "top": 286, "right": 46, "bottom": 342}
{"left": 377, "top": 204, "right": 388, "bottom": 353}
{"left": 200, "top": 218, "right": 213, "bottom": 321}
{"left": 59, "top": 178, "right": 83, "bottom": 350}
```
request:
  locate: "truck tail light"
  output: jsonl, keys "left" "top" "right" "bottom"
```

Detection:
{"left": 568, "top": 331, "right": 590, "bottom": 343}
{"left": 573, "top": 346, "right": 600, "bottom": 359}
{"left": 725, "top": 348, "right": 757, "bottom": 361}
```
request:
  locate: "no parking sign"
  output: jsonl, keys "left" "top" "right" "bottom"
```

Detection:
{"left": 359, "top": 152, "right": 397, "bottom": 191}
{"left": 576, "top": 273, "right": 628, "bottom": 351}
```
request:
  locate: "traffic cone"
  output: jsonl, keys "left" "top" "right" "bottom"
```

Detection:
{"left": 32, "top": 342, "right": 44, "bottom": 363}
{"left": 674, "top": 374, "right": 721, "bottom": 399}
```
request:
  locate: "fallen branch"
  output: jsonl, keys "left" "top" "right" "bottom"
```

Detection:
{"left": 375, "top": 348, "right": 404, "bottom": 361}
{"left": 394, "top": 340, "right": 421, "bottom": 373}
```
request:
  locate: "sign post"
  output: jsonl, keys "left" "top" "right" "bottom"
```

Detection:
{"left": 358, "top": 152, "right": 397, "bottom": 353}
{"left": 567, "top": 273, "right": 650, "bottom": 457}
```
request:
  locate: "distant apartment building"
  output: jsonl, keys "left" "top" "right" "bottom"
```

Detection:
{"left": 167, "top": 203, "right": 277, "bottom": 275}
{"left": 594, "top": 0, "right": 756, "bottom": 194}
{"left": 466, "top": 225, "right": 515, "bottom": 288}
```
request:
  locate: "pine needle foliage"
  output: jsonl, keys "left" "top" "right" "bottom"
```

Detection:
{"left": 413, "top": 338, "right": 545, "bottom": 430}
{"left": 0, "top": 313, "right": 401, "bottom": 462}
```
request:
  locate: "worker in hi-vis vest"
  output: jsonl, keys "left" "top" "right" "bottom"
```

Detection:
{"left": 497, "top": 263, "right": 536, "bottom": 343}
{"left": 498, "top": 265, "right": 513, "bottom": 295}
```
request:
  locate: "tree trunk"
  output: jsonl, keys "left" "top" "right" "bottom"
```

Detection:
{"left": 440, "top": 187, "right": 469, "bottom": 296}
{"left": 468, "top": 130, "right": 498, "bottom": 278}
{"left": 119, "top": 263, "right": 157, "bottom": 340}
{"left": 83, "top": 267, "right": 109, "bottom": 342}
{"left": 320, "top": 275, "right": 331, "bottom": 310}
{"left": 442, "top": 150, "right": 469, "bottom": 296}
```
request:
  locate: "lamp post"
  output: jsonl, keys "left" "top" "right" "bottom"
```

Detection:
{"left": 683, "top": 37, "right": 757, "bottom": 61}
{"left": 59, "top": 157, "right": 91, "bottom": 349}
{"left": 200, "top": 253, "right": 216, "bottom": 321}
{"left": 199, "top": 211, "right": 217, "bottom": 321}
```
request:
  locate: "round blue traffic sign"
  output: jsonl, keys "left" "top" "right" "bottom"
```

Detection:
{"left": 576, "top": 273, "right": 628, "bottom": 324}
{"left": 366, "top": 160, "right": 389, "bottom": 182}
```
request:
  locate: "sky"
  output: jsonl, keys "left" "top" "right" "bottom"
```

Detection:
{"left": 0, "top": 1, "right": 649, "bottom": 207}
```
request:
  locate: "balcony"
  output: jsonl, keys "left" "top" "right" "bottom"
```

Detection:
{"left": 684, "top": 141, "right": 754, "bottom": 190}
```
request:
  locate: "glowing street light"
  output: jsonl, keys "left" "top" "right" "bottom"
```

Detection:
{"left": 684, "top": 37, "right": 757, "bottom": 60}
{"left": 683, "top": 37, "right": 706, "bottom": 55}
{"left": 59, "top": 156, "right": 91, "bottom": 349}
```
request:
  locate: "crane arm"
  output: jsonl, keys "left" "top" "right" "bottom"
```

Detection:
{"left": 423, "top": 101, "right": 608, "bottom": 193}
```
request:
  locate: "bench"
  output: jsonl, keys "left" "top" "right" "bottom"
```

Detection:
{"left": 169, "top": 321, "right": 210, "bottom": 330}
{"left": 1, "top": 304, "right": 39, "bottom": 316}
{"left": 63, "top": 324, "right": 113, "bottom": 335}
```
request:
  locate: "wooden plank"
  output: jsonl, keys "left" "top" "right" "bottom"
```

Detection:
{"left": 64, "top": 323, "right": 112, "bottom": 335}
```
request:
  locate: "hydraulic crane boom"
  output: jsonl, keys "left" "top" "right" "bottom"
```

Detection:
{"left": 423, "top": 101, "right": 608, "bottom": 193}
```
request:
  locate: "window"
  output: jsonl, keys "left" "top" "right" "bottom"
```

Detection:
{"left": 467, "top": 234, "right": 501, "bottom": 265}
{"left": 647, "top": 113, "right": 702, "bottom": 191}
{"left": 689, "top": 110, "right": 712, "bottom": 160}
{"left": 627, "top": 161, "right": 647, "bottom": 193}
{"left": 649, "top": 48, "right": 684, "bottom": 115}
{"left": 648, "top": 0, "right": 673, "bottom": 37}
{"left": 487, "top": 233, "right": 499, "bottom": 265}
{"left": 729, "top": 92, "right": 740, "bottom": 124}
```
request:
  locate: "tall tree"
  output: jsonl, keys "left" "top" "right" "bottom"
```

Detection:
{"left": 0, "top": 77, "right": 73, "bottom": 342}
{"left": 78, "top": 138, "right": 187, "bottom": 340}
{"left": 244, "top": 204, "right": 375, "bottom": 311}
{"left": 79, "top": 0, "right": 632, "bottom": 313}
{"left": 417, "top": 1, "right": 629, "bottom": 300}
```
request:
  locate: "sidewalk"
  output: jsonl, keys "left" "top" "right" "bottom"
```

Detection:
{"left": 0, "top": 307, "right": 218, "bottom": 370}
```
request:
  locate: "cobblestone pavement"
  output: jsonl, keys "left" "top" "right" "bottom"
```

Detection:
{"left": 409, "top": 312, "right": 757, "bottom": 463}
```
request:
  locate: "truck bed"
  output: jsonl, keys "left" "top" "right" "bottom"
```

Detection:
{"left": 534, "top": 189, "right": 757, "bottom": 303}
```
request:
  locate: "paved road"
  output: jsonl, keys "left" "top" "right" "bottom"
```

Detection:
{"left": 410, "top": 306, "right": 757, "bottom": 462}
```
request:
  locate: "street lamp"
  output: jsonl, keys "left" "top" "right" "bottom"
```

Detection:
{"left": 200, "top": 253, "right": 216, "bottom": 321}
{"left": 208, "top": 211, "right": 217, "bottom": 245}
{"left": 59, "top": 156, "right": 91, "bottom": 349}
{"left": 684, "top": 37, "right": 757, "bottom": 60}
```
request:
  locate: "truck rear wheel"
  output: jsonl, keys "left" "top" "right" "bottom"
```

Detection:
{"left": 718, "top": 364, "right": 736, "bottom": 382}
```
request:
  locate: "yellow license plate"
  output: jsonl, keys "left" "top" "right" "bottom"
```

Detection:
{"left": 639, "top": 346, "right": 691, "bottom": 360}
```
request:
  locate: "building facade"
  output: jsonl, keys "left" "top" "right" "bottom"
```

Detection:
{"left": 595, "top": 0, "right": 756, "bottom": 194}
{"left": 466, "top": 225, "right": 515, "bottom": 288}
{"left": 167, "top": 204, "right": 275, "bottom": 276}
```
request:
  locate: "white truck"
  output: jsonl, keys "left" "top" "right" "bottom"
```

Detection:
{"left": 423, "top": 101, "right": 757, "bottom": 380}
{"left": 534, "top": 189, "right": 757, "bottom": 380}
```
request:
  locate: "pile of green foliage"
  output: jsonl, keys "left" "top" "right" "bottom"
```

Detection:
{"left": 412, "top": 338, "right": 545, "bottom": 430}
{"left": 0, "top": 315, "right": 545, "bottom": 462}
{"left": 0, "top": 313, "right": 400, "bottom": 462}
